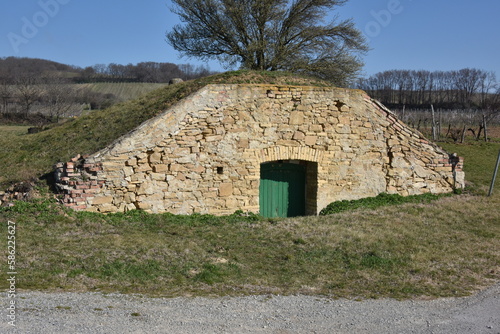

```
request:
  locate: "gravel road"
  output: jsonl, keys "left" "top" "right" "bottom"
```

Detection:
{"left": 1, "top": 283, "right": 499, "bottom": 334}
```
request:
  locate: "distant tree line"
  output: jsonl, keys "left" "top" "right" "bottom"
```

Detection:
{"left": 80, "top": 62, "right": 214, "bottom": 83}
{"left": 357, "top": 68, "right": 500, "bottom": 143}
{"left": 357, "top": 68, "right": 499, "bottom": 110}
{"left": 0, "top": 57, "right": 217, "bottom": 84}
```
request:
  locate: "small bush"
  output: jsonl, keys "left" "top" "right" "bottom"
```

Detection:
{"left": 319, "top": 192, "right": 447, "bottom": 215}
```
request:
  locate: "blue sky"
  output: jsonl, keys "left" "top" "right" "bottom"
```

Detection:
{"left": 1, "top": 0, "right": 499, "bottom": 78}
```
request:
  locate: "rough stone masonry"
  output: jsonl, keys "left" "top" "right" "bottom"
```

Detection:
{"left": 53, "top": 84, "right": 464, "bottom": 215}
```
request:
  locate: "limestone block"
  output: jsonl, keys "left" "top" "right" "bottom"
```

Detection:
{"left": 305, "top": 136, "right": 318, "bottom": 146}
{"left": 123, "top": 167, "right": 134, "bottom": 177}
{"left": 177, "top": 156, "right": 195, "bottom": 164}
{"left": 134, "top": 164, "right": 152, "bottom": 173}
{"left": 136, "top": 202, "right": 151, "bottom": 210}
{"left": 219, "top": 183, "right": 233, "bottom": 197}
{"left": 126, "top": 158, "right": 138, "bottom": 166}
{"left": 97, "top": 204, "right": 119, "bottom": 213}
{"left": 149, "top": 152, "right": 162, "bottom": 164}
{"left": 190, "top": 165, "right": 205, "bottom": 174}
{"left": 293, "top": 131, "right": 306, "bottom": 140}
{"left": 276, "top": 140, "right": 300, "bottom": 147}
{"left": 282, "top": 132, "right": 294, "bottom": 140}
{"left": 264, "top": 127, "right": 277, "bottom": 138}
{"left": 289, "top": 111, "right": 303, "bottom": 125}
{"left": 153, "top": 164, "right": 168, "bottom": 173}
{"left": 91, "top": 196, "right": 113, "bottom": 205}
{"left": 238, "top": 139, "right": 249, "bottom": 148}
{"left": 225, "top": 198, "right": 239, "bottom": 208}
{"left": 338, "top": 116, "right": 350, "bottom": 125}
{"left": 309, "top": 124, "right": 323, "bottom": 132}
{"left": 151, "top": 173, "right": 166, "bottom": 181}
{"left": 137, "top": 182, "right": 155, "bottom": 196}
{"left": 172, "top": 147, "right": 190, "bottom": 157}
{"left": 413, "top": 164, "right": 432, "bottom": 178}
{"left": 455, "top": 171, "right": 465, "bottom": 188}
{"left": 205, "top": 135, "right": 223, "bottom": 142}
{"left": 336, "top": 125, "right": 351, "bottom": 134}
{"left": 124, "top": 192, "right": 136, "bottom": 204}
{"left": 170, "top": 164, "right": 188, "bottom": 172}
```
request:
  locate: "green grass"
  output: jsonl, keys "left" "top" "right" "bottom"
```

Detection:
{"left": 0, "top": 193, "right": 498, "bottom": 299}
{"left": 78, "top": 82, "right": 167, "bottom": 102}
{"left": 440, "top": 141, "right": 500, "bottom": 194}
{"left": 319, "top": 192, "right": 451, "bottom": 215}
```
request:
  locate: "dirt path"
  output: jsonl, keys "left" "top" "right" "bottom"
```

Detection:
{"left": 1, "top": 283, "right": 499, "bottom": 333}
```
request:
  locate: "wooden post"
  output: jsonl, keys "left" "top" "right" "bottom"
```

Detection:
{"left": 431, "top": 104, "right": 437, "bottom": 141}
{"left": 438, "top": 108, "right": 442, "bottom": 140}
{"left": 460, "top": 124, "right": 466, "bottom": 143}
{"left": 488, "top": 149, "right": 500, "bottom": 196}
{"left": 483, "top": 114, "right": 488, "bottom": 142}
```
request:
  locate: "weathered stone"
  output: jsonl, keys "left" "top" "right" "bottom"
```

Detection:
{"left": 54, "top": 84, "right": 463, "bottom": 216}
{"left": 91, "top": 196, "right": 113, "bottom": 205}
{"left": 289, "top": 111, "right": 303, "bottom": 125}
{"left": 305, "top": 136, "right": 318, "bottom": 146}
{"left": 153, "top": 164, "right": 168, "bottom": 173}
{"left": 238, "top": 139, "right": 249, "bottom": 149}
{"left": 123, "top": 167, "right": 134, "bottom": 177}
{"left": 149, "top": 152, "right": 162, "bottom": 164}
{"left": 170, "top": 164, "right": 188, "bottom": 172}
{"left": 309, "top": 124, "right": 323, "bottom": 132}
{"left": 293, "top": 131, "right": 306, "bottom": 140}
{"left": 219, "top": 183, "right": 233, "bottom": 197}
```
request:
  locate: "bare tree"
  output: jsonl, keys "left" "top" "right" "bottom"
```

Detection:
{"left": 43, "top": 81, "right": 76, "bottom": 121}
{"left": 0, "top": 82, "right": 13, "bottom": 113}
{"left": 166, "top": 0, "right": 368, "bottom": 85}
{"left": 14, "top": 75, "right": 43, "bottom": 115}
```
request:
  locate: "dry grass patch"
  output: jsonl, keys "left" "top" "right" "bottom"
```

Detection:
{"left": 0, "top": 193, "right": 498, "bottom": 299}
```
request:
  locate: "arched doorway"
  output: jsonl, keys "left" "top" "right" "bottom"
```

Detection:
{"left": 259, "top": 161, "right": 306, "bottom": 217}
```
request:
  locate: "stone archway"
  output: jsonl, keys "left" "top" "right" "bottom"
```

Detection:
{"left": 251, "top": 146, "right": 322, "bottom": 217}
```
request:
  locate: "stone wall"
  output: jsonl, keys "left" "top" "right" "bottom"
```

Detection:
{"left": 54, "top": 84, "right": 464, "bottom": 215}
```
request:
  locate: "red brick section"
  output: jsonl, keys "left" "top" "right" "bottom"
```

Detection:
{"left": 54, "top": 154, "right": 105, "bottom": 210}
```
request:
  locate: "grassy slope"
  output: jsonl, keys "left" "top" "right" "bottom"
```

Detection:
{"left": 0, "top": 71, "right": 330, "bottom": 188}
{"left": 79, "top": 82, "right": 168, "bottom": 102}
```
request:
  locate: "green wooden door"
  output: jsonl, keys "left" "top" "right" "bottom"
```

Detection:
{"left": 260, "top": 163, "right": 306, "bottom": 218}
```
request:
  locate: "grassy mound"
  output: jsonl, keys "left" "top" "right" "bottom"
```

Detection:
{"left": 0, "top": 71, "right": 332, "bottom": 188}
